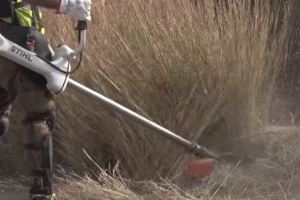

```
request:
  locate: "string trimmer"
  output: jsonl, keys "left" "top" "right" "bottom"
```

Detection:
{"left": 0, "top": 21, "right": 221, "bottom": 178}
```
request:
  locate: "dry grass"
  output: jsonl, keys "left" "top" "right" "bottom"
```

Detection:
{"left": 55, "top": 128, "right": 300, "bottom": 200}
{"left": 44, "top": 0, "right": 289, "bottom": 178}
{"left": 1, "top": 0, "right": 298, "bottom": 199}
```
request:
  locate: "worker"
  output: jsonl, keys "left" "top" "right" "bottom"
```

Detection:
{"left": 0, "top": 0, "right": 91, "bottom": 199}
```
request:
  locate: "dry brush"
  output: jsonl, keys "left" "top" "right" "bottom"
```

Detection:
{"left": 0, "top": 1, "right": 296, "bottom": 199}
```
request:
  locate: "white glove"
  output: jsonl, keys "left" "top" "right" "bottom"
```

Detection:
{"left": 59, "top": 0, "right": 92, "bottom": 21}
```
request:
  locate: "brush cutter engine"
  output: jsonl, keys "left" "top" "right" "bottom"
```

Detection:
{"left": 0, "top": 22, "right": 87, "bottom": 93}
{"left": 0, "top": 34, "right": 67, "bottom": 92}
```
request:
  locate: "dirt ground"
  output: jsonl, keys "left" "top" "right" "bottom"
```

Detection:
{"left": 0, "top": 183, "right": 28, "bottom": 200}
{"left": 1, "top": 126, "right": 300, "bottom": 200}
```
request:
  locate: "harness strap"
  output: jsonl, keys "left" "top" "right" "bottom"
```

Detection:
{"left": 10, "top": 0, "right": 20, "bottom": 25}
{"left": 31, "top": 5, "right": 40, "bottom": 28}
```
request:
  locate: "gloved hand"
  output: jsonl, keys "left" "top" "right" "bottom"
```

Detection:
{"left": 59, "top": 0, "right": 92, "bottom": 21}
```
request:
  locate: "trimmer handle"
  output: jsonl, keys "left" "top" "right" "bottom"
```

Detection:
{"left": 69, "top": 21, "right": 87, "bottom": 58}
{"left": 77, "top": 21, "right": 88, "bottom": 31}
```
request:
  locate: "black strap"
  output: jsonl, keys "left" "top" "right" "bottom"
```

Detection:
{"left": 31, "top": 5, "right": 38, "bottom": 28}
{"left": 9, "top": 0, "right": 20, "bottom": 25}
{"left": 30, "top": 4, "right": 43, "bottom": 32}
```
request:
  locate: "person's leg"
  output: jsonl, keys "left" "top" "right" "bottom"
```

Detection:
{"left": 0, "top": 87, "right": 11, "bottom": 136}
{"left": 17, "top": 69, "right": 56, "bottom": 200}
{"left": 0, "top": 58, "right": 19, "bottom": 136}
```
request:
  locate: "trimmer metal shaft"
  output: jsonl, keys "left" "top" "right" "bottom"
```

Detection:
{"left": 68, "top": 79, "right": 218, "bottom": 159}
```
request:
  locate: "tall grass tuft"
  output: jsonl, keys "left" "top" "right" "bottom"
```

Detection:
{"left": 0, "top": 0, "right": 289, "bottom": 180}
{"left": 40, "top": 0, "right": 290, "bottom": 179}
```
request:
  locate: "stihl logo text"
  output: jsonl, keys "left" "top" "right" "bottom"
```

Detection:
{"left": 10, "top": 46, "right": 33, "bottom": 62}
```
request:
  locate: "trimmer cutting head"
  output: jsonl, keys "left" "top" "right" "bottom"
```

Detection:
{"left": 184, "top": 159, "right": 215, "bottom": 178}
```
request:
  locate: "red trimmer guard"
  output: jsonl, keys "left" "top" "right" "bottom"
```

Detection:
{"left": 184, "top": 159, "right": 215, "bottom": 178}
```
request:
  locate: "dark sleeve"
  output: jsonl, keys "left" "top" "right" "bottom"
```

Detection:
{"left": 0, "top": 1, "right": 13, "bottom": 17}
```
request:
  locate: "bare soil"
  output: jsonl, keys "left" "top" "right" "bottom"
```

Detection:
{"left": 0, "top": 182, "right": 28, "bottom": 200}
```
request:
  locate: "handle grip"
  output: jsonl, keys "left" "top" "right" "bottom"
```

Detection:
{"left": 76, "top": 21, "right": 88, "bottom": 30}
